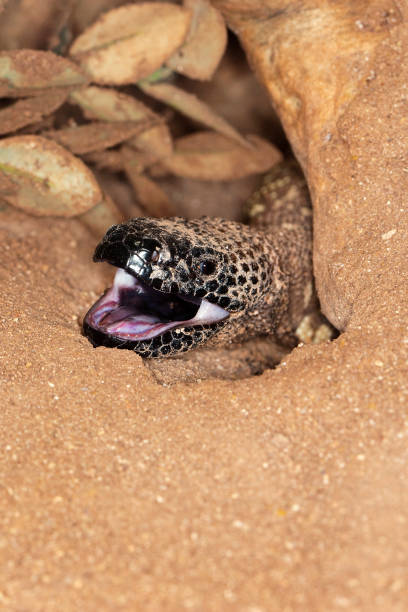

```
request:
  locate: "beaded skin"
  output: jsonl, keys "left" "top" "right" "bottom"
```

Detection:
{"left": 83, "top": 162, "right": 314, "bottom": 358}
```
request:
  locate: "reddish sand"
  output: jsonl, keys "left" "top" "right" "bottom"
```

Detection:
{"left": 1, "top": 2, "right": 408, "bottom": 611}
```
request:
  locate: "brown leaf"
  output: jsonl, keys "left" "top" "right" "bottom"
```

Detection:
{"left": 83, "top": 149, "right": 124, "bottom": 172}
{"left": 0, "top": 89, "right": 68, "bottom": 136}
{"left": 159, "top": 131, "right": 283, "bottom": 180}
{"left": 122, "top": 146, "right": 176, "bottom": 217}
{"left": 127, "top": 123, "right": 173, "bottom": 160}
{"left": 0, "top": 0, "right": 77, "bottom": 52}
{"left": 121, "top": 146, "right": 158, "bottom": 174}
{"left": 79, "top": 192, "right": 124, "bottom": 238}
{"left": 0, "top": 135, "right": 102, "bottom": 216}
{"left": 138, "top": 81, "right": 249, "bottom": 147}
{"left": 71, "top": 0, "right": 126, "bottom": 36}
{"left": 69, "top": 3, "right": 192, "bottom": 85}
{"left": 69, "top": 86, "right": 159, "bottom": 122}
{"left": 0, "top": 50, "right": 87, "bottom": 98}
{"left": 0, "top": 163, "right": 16, "bottom": 194}
{"left": 167, "top": 0, "right": 227, "bottom": 80}
{"left": 127, "top": 172, "right": 176, "bottom": 218}
{"left": 44, "top": 120, "right": 155, "bottom": 155}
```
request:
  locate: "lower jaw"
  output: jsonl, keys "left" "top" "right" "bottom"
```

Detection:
{"left": 82, "top": 318, "right": 228, "bottom": 358}
{"left": 82, "top": 320, "right": 139, "bottom": 350}
{"left": 82, "top": 319, "right": 176, "bottom": 357}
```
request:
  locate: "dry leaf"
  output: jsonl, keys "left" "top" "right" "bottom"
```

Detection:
{"left": 70, "top": 0, "right": 126, "bottom": 36}
{"left": 79, "top": 192, "right": 124, "bottom": 238}
{"left": 0, "top": 135, "right": 102, "bottom": 216}
{"left": 167, "top": 0, "right": 227, "bottom": 80}
{"left": 44, "top": 120, "right": 155, "bottom": 155}
{"left": 0, "top": 0, "right": 76, "bottom": 51}
{"left": 127, "top": 123, "right": 173, "bottom": 159}
{"left": 121, "top": 146, "right": 158, "bottom": 174}
{"left": 0, "top": 50, "right": 87, "bottom": 97}
{"left": 122, "top": 146, "right": 176, "bottom": 217}
{"left": 138, "top": 81, "right": 248, "bottom": 147}
{"left": 69, "top": 86, "right": 158, "bottom": 122}
{"left": 70, "top": 3, "right": 192, "bottom": 85}
{"left": 0, "top": 90, "right": 68, "bottom": 136}
{"left": 126, "top": 171, "right": 176, "bottom": 218}
{"left": 159, "top": 131, "right": 283, "bottom": 180}
{"left": 83, "top": 149, "right": 124, "bottom": 172}
{"left": 0, "top": 162, "right": 16, "bottom": 193}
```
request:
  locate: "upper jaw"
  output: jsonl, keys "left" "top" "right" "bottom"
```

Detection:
{"left": 93, "top": 228, "right": 171, "bottom": 284}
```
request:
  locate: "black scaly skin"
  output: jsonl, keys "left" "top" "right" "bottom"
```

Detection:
{"left": 83, "top": 161, "right": 314, "bottom": 358}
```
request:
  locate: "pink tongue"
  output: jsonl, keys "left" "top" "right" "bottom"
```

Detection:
{"left": 100, "top": 306, "right": 141, "bottom": 326}
{"left": 100, "top": 309, "right": 159, "bottom": 335}
{"left": 105, "top": 318, "right": 162, "bottom": 336}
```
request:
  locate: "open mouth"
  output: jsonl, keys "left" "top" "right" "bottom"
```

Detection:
{"left": 84, "top": 268, "right": 229, "bottom": 342}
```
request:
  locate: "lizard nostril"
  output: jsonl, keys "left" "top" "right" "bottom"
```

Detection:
{"left": 151, "top": 249, "right": 161, "bottom": 263}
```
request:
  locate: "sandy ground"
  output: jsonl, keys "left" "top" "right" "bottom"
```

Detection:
{"left": 0, "top": 207, "right": 407, "bottom": 611}
{"left": 1, "top": 1, "right": 408, "bottom": 611}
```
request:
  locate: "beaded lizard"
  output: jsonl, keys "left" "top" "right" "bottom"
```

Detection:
{"left": 83, "top": 161, "right": 330, "bottom": 358}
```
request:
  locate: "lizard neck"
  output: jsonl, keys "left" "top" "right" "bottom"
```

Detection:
{"left": 247, "top": 160, "right": 314, "bottom": 340}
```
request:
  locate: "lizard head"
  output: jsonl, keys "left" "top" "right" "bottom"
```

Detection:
{"left": 83, "top": 216, "right": 280, "bottom": 358}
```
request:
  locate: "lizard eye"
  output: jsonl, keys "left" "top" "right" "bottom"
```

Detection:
{"left": 199, "top": 260, "right": 216, "bottom": 275}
